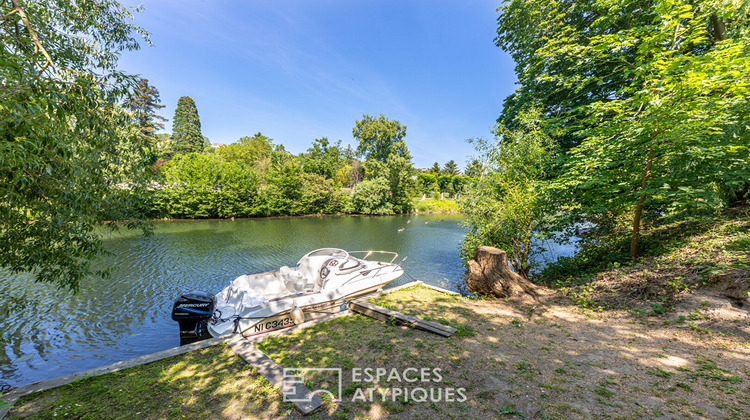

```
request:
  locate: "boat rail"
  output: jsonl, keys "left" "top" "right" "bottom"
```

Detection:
{"left": 334, "top": 250, "right": 405, "bottom": 290}
{"left": 348, "top": 250, "right": 399, "bottom": 264}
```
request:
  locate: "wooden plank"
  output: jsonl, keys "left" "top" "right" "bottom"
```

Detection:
{"left": 413, "top": 322, "right": 453, "bottom": 337}
{"left": 227, "top": 335, "right": 322, "bottom": 415}
{"left": 414, "top": 319, "right": 457, "bottom": 334}
{"left": 350, "top": 301, "right": 454, "bottom": 337}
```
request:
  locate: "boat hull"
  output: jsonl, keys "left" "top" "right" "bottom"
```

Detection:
{"left": 200, "top": 248, "right": 404, "bottom": 338}
{"left": 207, "top": 266, "right": 402, "bottom": 337}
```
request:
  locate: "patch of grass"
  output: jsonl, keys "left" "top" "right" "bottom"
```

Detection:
{"left": 690, "top": 357, "right": 744, "bottom": 384}
{"left": 498, "top": 402, "right": 523, "bottom": 416}
{"left": 646, "top": 366, "right": 675, "bottom": 379}
{"left": 594, "top": 379, "right": 616, "bottom": 398}
{"left": 412, "top": 198, "right": 460, "bottom": 214}
{"left": 453, "top": 324, "right": 476, "bottom": 338}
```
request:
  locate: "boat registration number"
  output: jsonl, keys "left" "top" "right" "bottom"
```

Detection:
{"left": 252, "top": 317, "right": 294, "bottom": 334}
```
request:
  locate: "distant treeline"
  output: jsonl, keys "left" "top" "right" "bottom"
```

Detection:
{"left": 145, "top": 132, "right": 474, "bottom": 219}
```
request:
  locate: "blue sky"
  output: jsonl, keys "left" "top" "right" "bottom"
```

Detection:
{"left": 119, "top": 1, "right": 516, "bottom": 169}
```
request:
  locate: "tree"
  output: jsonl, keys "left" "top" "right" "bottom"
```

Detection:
{"left": 261, "top": 160, "right": 304, "bottom": 215}
{"left": 429, "top": 162, "right": 442, "bottom": 175}
{"left": 156, "top": 153, "right": 260, "bottom": 218}
{"left": 353, "top": 114, "right": 411, "bottom": 162}
{"left": 497, "top": 0, "right": 750, "bottom": 258}
{"left": 464, "top": 158, "right": 483, "bottom": 179}
{"left": 417, "top": 173, "right": 438, "bottom": 195}
{"left": 217, "top": 132, "right": 274, "bottom": 167}
{"left": 301, "top": 137, "right": 344, "bottom": 181}
{"left": 124, "top": 78, "right": 167, "bottom": 145}
{"left": 443, "top": 160, "right": 459, "bottom": 176}
{"left": 171, "top": 96, "right": 204, "bottom": 155}
{"left": 0, "top": 0, "right": 151, "bottom": 299}
{"left": 364, "top": 154, "right": 415, "bottom": 213}
{"left": 347, "top": 178, "right": 394, "bottom": 215}
{"left": 460, "top": 110, "right": 557, "bottom": 278}
{"left": 495, "top": 0, "right": 657, "bottom": 151}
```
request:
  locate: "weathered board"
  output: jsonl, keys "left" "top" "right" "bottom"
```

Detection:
{"left": 227, "top": 335, "right": 322, "bottom": 415}
{"left": 349, "top": 301, "right": 456, "bottom": 337}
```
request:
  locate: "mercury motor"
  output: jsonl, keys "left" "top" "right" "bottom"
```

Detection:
{"left": 171, "top": 291, "right": 215, "bottom": 337}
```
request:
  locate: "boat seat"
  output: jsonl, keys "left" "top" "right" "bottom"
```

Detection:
{"left": 281, "top": 267, "right": 307, "bottom": 293}
{"left": 232, "top": 272, "right": 288, "bottom": 298}
{"left": 296, "top": 258, "right": 327, "bottom": 292}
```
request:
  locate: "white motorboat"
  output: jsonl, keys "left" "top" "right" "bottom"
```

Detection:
{"left": 171, "top": 248, "right": 404, "bottom": 338}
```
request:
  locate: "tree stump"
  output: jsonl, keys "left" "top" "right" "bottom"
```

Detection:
{"left": 465, "top": 246, "right": 545, "bottom": 302}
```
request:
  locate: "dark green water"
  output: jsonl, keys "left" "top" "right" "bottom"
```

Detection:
{"left": 0, "top": 214, "right": 468, "bottom": 387}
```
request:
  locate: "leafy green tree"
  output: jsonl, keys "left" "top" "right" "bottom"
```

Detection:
{"left": 451, "top": 176, "right": 468, "bottom": 196}
{"left": 364, "top": 154, "right": 415, "bottom": 213}
{"left": 300, "top": 173, "right": 347, "bottom": 214}
{"left": 124, "top": 78, "right": 167, "bottom": 145}
{"left": 464, "top": 159, "right": 483, "bottom": 179}
{"left": 353, "top": 114, "right": 411, "bottom": 162}
{"left": 443, "top": 160, "right": 459, "bottom": 176}
{"left": 261, "top": 158, "right": 307, "bottom": 216}
{"left": 461, "top": 110, "right": 557, "bottom": 278}
{"left": 0, "top": 0, "right": 151, "bottom": 299}
{"left": 156, "top": 153, "right": 259, "bottom": 218}
{"left": 437, "top": 175, "right": 453, "bottom": 192}
{"left": 217, "top": 132, "right": 274, "bottom": 168}
{"left": 549, "top": 0, "right": 749, "bottom": 257}
{"left": 429, "top": 162, "right": 442, "bottom": 175}
{"left": 495, "top": 0, "right": 658, "bottom": 150}
{"left": 346, "top": 178, "right": 394, "bottom": 215}
{"left": 417, "top": 173, "right": 438, "bottom": 195}
{"left": 497, "top": 0, "right": 749, "bottom": 258}
{"left": 302, "top": 137, "right": 345, "bottom": 182}
{"left": 171, "top": 96, "right": 204, "bottom": 155}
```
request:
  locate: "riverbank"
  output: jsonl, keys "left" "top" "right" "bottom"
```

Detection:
{"left": 150, "top": 198, "right": 461, "bottom": 221}
{"left": 5, "top": 278, "right": 748, "bottom": 419}
{"left": 413, "top": 198, "right": 460, "bottom": 214}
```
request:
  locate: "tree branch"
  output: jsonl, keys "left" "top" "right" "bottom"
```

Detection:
{"left": 9, "top": 0, "right": 55, "bottom": 75}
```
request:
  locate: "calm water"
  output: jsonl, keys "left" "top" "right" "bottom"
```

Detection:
{"left": 0, "top": 214, "right": 469, "bottom": 387}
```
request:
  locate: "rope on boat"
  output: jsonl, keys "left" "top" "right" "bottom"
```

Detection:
{"left": 1, "top": 384, "right": 13, "bottom": 394}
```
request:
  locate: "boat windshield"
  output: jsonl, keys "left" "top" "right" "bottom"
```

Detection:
{"left": 304, "top": 248, "right": 348, "bottom": 259}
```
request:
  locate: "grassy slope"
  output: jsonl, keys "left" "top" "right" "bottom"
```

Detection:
{"left": 542, "top": 207, "right": 750, "bottom": 313}
{"left": 412, "top": 198, "right": 460, "bottom": 214}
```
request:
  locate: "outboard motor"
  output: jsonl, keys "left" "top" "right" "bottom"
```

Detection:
{"left": 171, "top": 291, "right": 215, "bottom": 337}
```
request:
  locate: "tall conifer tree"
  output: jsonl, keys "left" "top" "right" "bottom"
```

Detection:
{"left": 124, "top": 78, "right": 167, "bottom": 146}
{"left": 171, "top": 96, "right": 203, "bottom": 154}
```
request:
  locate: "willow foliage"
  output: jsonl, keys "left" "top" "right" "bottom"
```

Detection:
{"left": 1, "top": 0, "right": 151, "bottom": 294}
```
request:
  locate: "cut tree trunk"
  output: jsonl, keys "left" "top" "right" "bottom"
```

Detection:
{"left": 465, "top": 246, "right": 546, "bottom": 302}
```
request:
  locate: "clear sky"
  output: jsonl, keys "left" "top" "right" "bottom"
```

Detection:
{"left": 119, "top": 1, "right": 516, "bottom": 169}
